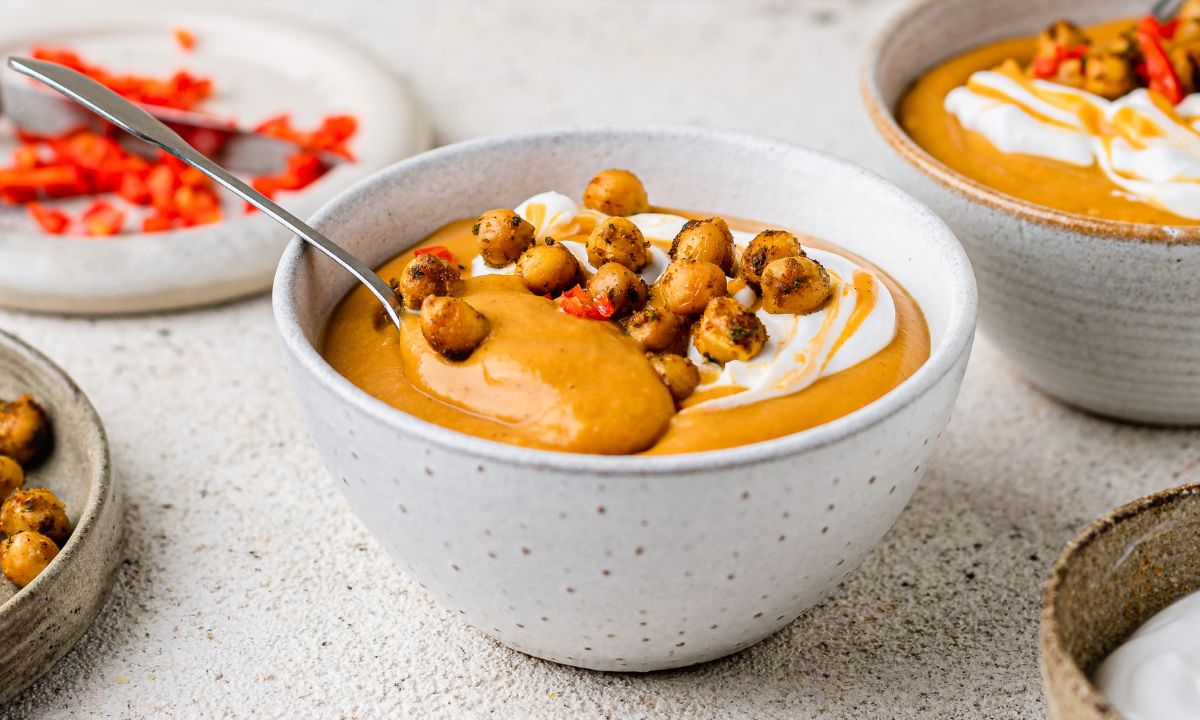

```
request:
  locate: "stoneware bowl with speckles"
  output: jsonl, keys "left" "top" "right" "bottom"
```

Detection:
{"left": 273, "top": 125, "right": 977, "bottom": 672}
{"left": 0, "top": 329, "right": 121, "bottom": 703}
{"left": 1041, "top": 482, "right": 1200, "bottom": 719}
{"left": 863, "top": 0, "right": 1200, "bottom": 425}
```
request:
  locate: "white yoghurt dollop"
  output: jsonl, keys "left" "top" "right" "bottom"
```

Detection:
{"left": 471, "top": 192, "right": 898, "bottom": 412}
{"left": 945, "top": 70, "right": 1200, "bottom": 219}
{"left": 1094, "top": 589, "right": 1200, "bottom": 720}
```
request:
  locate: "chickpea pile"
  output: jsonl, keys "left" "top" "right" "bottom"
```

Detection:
{"left": 392, "top": 168, "right": 835, "bottom": 405}
{"left": 0, "top": 394, "right": 70, "bottom": 590}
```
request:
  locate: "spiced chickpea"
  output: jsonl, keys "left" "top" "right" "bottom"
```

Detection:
{"left": 740, "top": 230, "right": 804, "bottom": 288}
{"left": 473, "top": 209, "right": 535, "bottom": 267}
{"left": 654, "top": 260, "right": 728, "bottom": 317}
{"left": 0, "top": 395, "right": 49, "bottom": 466}
{"left": 420, "top": 297, "right": 491, "bottom": 361}
{"left": 1170, "top": 46, "right": 1200, "bottom": 95}
{"left": 582, "top": 169, "right": 649, "bottom": 216}
{"left": 1, "top": 488, "right": 70, "bottom": 545}
{"left": 391, "top": 254, "right": 460, "bottom": 310}
{"left": 1031, "top": 20, "right": 1089, "bottom": 87}
{"left": 623, "top": 302, "right": 686, "bottom": 353}
{"left": 0, "top": 456, "right": 23, "bottom": 500}
{"left": 1182, "top": 0, "right": 1200, "bottom": 22}
{"left": 760, "top": 256, "right": 833, "bottom": 314}
{"left": 647, "top": 353, "right": 700, "bottom": 403}
{"left": 1084, "top": 45, "right": 1136, "bottom": 99}
{"left": 1, "top": 531, "right": 58, "bottom": 588}
{"left": 516, "top": 242, "right": 581, "bottom": 296}
{"left": 693, "top": 297, "right": 768, "bottom": 364}
{"left": 670, "top": 217, "right": 735, "bottom": 275}
{"left": 586, "top": 218, "right": 651, "bottom": 272}
{"left": 587, "top": 262, "right": 649, "bottom": 318}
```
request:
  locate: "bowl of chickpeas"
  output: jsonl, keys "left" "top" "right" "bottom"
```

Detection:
{"left": 0, "top": 329, "right": 120, "bottom": 704}
{"left": 274, "top": 125, "right": 976, "bottom": 671}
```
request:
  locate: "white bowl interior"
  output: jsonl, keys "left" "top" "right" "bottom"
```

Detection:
{"left": 277, "top": 126, "right": 974, "bottom": 461}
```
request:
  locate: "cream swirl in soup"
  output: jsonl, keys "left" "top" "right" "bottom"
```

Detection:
{"left": 472, "top": 192, "right": 898, "bottom": 413}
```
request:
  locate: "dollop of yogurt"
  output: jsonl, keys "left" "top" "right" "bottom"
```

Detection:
{"left": 1094, "top": 589, "right": 1200, "bottom": 720}
{"left": 471, "top": 192, "right": 899, "bottom": 412}
{"left": 945, "top": 69, "right": 1200, "bottom": 219}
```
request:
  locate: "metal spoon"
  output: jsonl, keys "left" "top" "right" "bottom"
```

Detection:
{"left": 1153, "top": 0, "right": 1184, "bottom": 22}
{"left": 6, "top": 56, "right": 404, "bottom": 331}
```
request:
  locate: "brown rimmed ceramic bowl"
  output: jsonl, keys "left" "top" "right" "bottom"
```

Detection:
{"left": 1041, "top": 482, "right": 1200, "bottom": 719}
{"left": 0, "top": 329, "right": 121, "bottom": 704}
{"left": 863, "top": 0, "right": 1200, "bottom": 425}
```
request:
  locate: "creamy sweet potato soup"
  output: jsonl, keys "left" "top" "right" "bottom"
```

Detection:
{"left": 322, "top": 170, "right": 929, "bottom": 455}
{"left": 899, "top": 6, "right": 1200, "bottom": 225}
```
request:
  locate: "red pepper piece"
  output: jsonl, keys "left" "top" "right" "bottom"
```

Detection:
{"left": 12, "top": 145, "right": 40, "bottom": 170}
{"left": 0, "top": 165, "right": 89, "bottom": 200}
{"left": 80, "top": 200, "right": 124, "bottom": 236}
{"left": 146, "top": 164, "right": 180, "bottom": 213}
{"left": 1030, "top": 43, "right": 1088, "bottom": 79}
{"left": 559, "top": 285, "right": 615, "bottom": 320}
{"left": 1137, "top": 15, "right": 1185, "bottom": 104}
{"left": 27, "top": 202, "right": 70, "bottom": 234}
{"left": 174, "top": 28, "right": 197, "bottom": 52}
{"left": 142, "top": 212, "right": 175, "bottom": 233}
{"left": 414, "top": 246, "right": 456, "bottom": 263}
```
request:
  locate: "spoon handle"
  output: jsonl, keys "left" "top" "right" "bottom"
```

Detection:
{"left": 6, "top": 56, "right": 404, "bottom": 330}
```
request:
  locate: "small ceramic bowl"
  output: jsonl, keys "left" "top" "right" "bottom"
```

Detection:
{"left": 0, "top": 329, "right": 121, "bottom": 703}
{"left": 863, "top": 0, "right": 1200, "bottom": 425}
{"left": 273, "top": 125, "right": 977, "bottom": 671}
{"left": 1041, "top": 483, "right": 1200, "bottom": 719}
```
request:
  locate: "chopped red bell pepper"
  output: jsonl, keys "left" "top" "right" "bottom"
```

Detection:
{"left": 27, "top": 202, "right": 70, "bottom": 234}
{"left": 174, "top": 28, "right": 197, "bottom": 52}
{"left": 31, "top": 47, "right": 214, "bottom": 111}
{"left": 414, "top": 246, "right": 456, "bottom": 263}
{"left": 142, "top": 212, "right": 175, "bottom": 233}
{"left": 1030, "top": 43, "right": 1088, "bottom": 79}
{"left": 1137, "top": 15, "right": 1185, "bottom": 104}
{"left": 559, "top": 285, "right": 616, "bottom": 320}
{"left": 254, "top": 113, "right": 358, "bottom": 160}
{"left": 80, "top": 200, "right": 124, "bottom": 236}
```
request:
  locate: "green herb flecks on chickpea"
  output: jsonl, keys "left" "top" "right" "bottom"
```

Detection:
{"left": 390, "top": 253, "right": 461, "bottom": 311}
{"left": 473, "top": 209, "right": 535, "bottom": 268}
{"left": 0, "top": 395, "right": 49, "bottom": 466}
{"left": 588, "top": 262, "right": 649, "bottom": 318}
{"left": 517, "top": 243, "right": 582, "bottom": 297}
{"left": 586, "top": 217, "right": 651, "bottom": 273}
{"left": 0, "top": 456, "right": 23, "bottom": 500}
{"left": 623, "top": 301, "right": 686, "bottom": 353}
{"left": 420, "top": 296, "right": 491, "bottom": 361}
{"left": 740, "top": 230, "right": 804, "bottom": 289}
{"left": 760, "top": 255, "right": 833, "bottom": 314}
{"left": 693, "top": 297, "right": 768, "bottom": 365}
{"left": 1, "top": 487, "right": 70, "bottom": 546}
{"left": 1, "top": 531, "right": 58, "bottom": 588}
{"left": 647, "top": 353, "right": 700, "bottom": 403}
{"left": 582, "top": 169, "right": 649, "bottom": 217}
{"left": 670, "top": 217, "right": 735, "bottom": 276}
{"left": 654, "top": 259, "right": 728, "bottom": 317}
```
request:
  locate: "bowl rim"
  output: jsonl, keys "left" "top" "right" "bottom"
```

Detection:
{"left": 0, "top": 328, "right": 114, "bottom": 613}
{"left": 1039, "top": 481, "right": 1200, "bottom": 718}
{"left": 273, "top": 123, "right": 977, "bottom": 474}
{"left": 860, "top": 0, "right": 1200, "bottom": 245}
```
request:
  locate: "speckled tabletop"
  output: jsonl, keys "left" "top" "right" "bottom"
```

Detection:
{"left": 2, "top": 0, "right": 1192, "bottom": 718}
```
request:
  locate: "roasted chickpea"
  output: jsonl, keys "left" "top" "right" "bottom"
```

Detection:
{"left": 760, "top": 256, "right": 833, "bottom": 314}
{"left": 1084, "top": 47, "right": 1136, "bottom": 99}
{"left": 582, "top": 169, "right": 649, "bottom": 216}
{"left": 1, "top": 531, "right": 58, "bottom": 588}
{"left": 473, "top": 209, "right": 535, "bottom": 267}
{"left": 647, "top": 353, "right": 700, "bottom": 403}
{"left": 1170, "top": 46, "right": 1200, "bottom": 96}
{"left": 420, "top": 296, "right": 491, "bottom": 361}
{"left": 1182, "top": 0, "right": 1200, "bottom": 22}
{"left": 516, "top": 242, "right": 581, "bottom": 296}
{"left": 586, "top": 217, "right": 650, "bottom": 273}
{"left": 693, "top": 297, "right": 768, "bottom": 365}
{"left": 587, "top": 262, "right": 649, "bottom": 318}
{"left": 1, "top": 488, "right": 70, "bottom": 545}
{"left": 390, "top": 254, "right": 461, "bottom": 311}
{"left": 670, "top": 217, "right": 735, "bottom": 275}
{"left": 740, "top": 230, "right": 804, "bottom": 288}
{"left": 623, "top": 302, "right": 686, "bottom": 352}
{"left": 0, "top": 395, "right": 49, "bottom": 466}
{"left": 0, "top": 456, "right": 23, "bottom": 500}
{"left": 1035, "top": 19, "right": 1088, "bottom": 58}
{"left": 654, "top": 260, "right": 728, "bottom": 317}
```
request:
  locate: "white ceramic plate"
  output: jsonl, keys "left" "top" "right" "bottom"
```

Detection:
{"left": 0, "top": 10, "right": 430, "bottom": 314}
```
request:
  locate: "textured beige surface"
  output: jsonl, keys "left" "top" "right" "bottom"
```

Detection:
{"left": 1, "top": 0, "right": 1195, "bottom": 717}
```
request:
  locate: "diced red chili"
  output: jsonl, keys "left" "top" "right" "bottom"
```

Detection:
{"left": 174, "top": 28, "right": 197, "bottom": 52}
{"left": 1030, "top": 43, "right": 1088, "bottom": 79}
{"left": 80, "top": 200, "right": 124, "bottom": 236}
{"left": 1137, "top": 15, "right": 1185, "bottom": 104}
{"left": 27, "top": 202, "right": 70, "bottom": 234}
{"left": 559, "top": 285, "right": 616, "bottom": 320}
{"left": 414, "top": 246, "right": 456, "bottom": 263}
{"left": 142, "top": 212, "right": 175, "bottom": 233}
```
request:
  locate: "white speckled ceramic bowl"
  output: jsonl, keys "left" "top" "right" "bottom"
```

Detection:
{"left": 273, "top": 125, "right": 977, "bottom": 671}
{"left": 864, "top": 0, "right": 1200, "bottom": 425}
